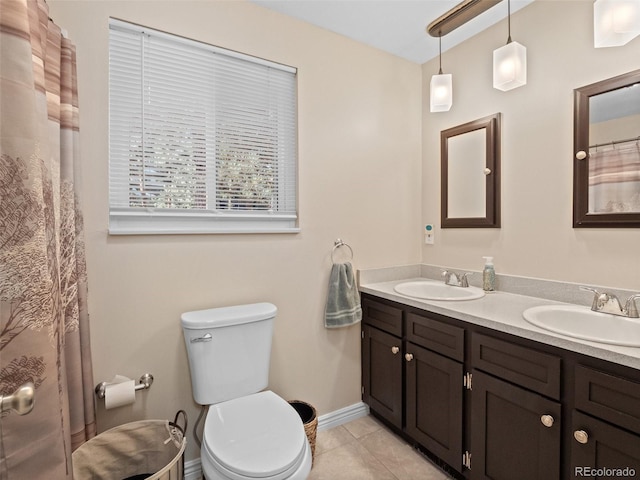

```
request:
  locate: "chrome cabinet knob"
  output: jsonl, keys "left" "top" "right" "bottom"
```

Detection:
{"left": 540, "top": 415, "right": 554, "bottom": 428}
{"left": 574, "top": 430, "right": 589, "bottom": 444}
{"left": 391, "top": 346, "right": 400, "bottom": 355}
{"left": 405, "top": 353, "right": 414, "bottom": 362}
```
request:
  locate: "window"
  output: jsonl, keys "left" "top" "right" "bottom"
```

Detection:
{"left": 108, "top": 19, "right": 298, "bottom": 234}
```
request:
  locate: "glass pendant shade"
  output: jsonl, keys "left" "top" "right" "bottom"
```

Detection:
{"left": 493, "top": 41, "right": 527, "bottom": 91}
{"left": 430, "top": 73, "right": 453, "bottom": 112}
{"left": 594, "top": 0, "right": 640, "bottom": 47}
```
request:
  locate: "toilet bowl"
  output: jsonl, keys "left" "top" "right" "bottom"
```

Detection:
{"left": 200, "top": 391, "right": 311, "bottom": 480}
{"left": 181, "top": 303, "right": 312, "bottom": 480}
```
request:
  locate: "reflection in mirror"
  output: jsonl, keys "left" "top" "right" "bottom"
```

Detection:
{"left": 589, "top": 85, "right": 640, "bottom": 213}
{"left": 441, "top": 113, "right": 501, "bottom": 228}
{"left": 448, "top": 129, "right": 486, "bottom": 218}
{"left": 574, "top": 69, "right": 640, "bottom": 227}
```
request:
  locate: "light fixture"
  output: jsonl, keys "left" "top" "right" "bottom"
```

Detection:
{"left": 430, "top": 36, "right": 453, "bottom": 112}
{"left": 493, "top": 0, "right": 527, "bottom": 92}
{"left": 594, "top": 0, "right": 640, "bottom": 48}
{"left": 427, "top": 0, "right": 501, "bottom": 37}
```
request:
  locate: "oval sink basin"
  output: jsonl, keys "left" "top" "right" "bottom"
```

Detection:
{"left": 523, "top": 305, "right": 640, "bottom": 347}
{"left": 394, "top": 281, "right": 485, "bottom": 301}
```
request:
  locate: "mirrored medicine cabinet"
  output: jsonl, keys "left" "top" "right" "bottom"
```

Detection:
{"left": 573, "top": 69, "right": 640, "bottom": 227}
{"left": 441, "top": 113, "right": 501, "bottom": 228}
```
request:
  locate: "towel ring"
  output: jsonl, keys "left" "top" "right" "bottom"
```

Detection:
{"left": 331, "top": 239, "right": 353, "bottom": 264}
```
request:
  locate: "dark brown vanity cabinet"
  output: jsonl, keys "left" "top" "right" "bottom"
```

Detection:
{"left": 471, "top": 371, "right": 561, "bottom": 480}
{"left": 361, "top": 292, "right": 640, "bottom": 480}
{"left": 471, "top": 334, "right": 562, "bottom": 480}
{"left": 361, "top": 299, "right": 403, "bottom": 429}
{"left": 361, "top": 298, "right": 465, "bottom": 471}
{"left": 570, "top": 366, "right": 640, "bottom": 478}
{"left": 405, "top": 313, "right": 464, "bottom": 470}
{"left": 362, "top": 324, "right": 403, "bottom": 428}
{"left": 570, "top": 412, "right": 640, "bottom": 479}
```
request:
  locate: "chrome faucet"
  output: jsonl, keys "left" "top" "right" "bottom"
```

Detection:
{"left": 580, "top": 286, "right": 640, "bottom": 318}
{"left": 442, "top": 270, "right": 471, "bottom": 288}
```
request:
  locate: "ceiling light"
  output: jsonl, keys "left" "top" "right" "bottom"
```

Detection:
{"left": 430, "top": 36, "right": 452, "bottom": 112}
{"left": 594, "top": 0, "right": 640, "bottom": 48}
{"left": 493, "top": 0, "right": 527, "bottom": 91}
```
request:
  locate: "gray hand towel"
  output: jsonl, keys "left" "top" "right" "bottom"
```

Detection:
{"left": 324, "top": 262, "right": 362, "bottom": 328}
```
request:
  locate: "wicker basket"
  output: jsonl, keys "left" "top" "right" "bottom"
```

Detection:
{"left": 288, "top": 400, "right": 318, "bottom": 466}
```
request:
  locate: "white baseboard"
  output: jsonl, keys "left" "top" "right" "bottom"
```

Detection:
{"left": 184, "top": 401, "right": 369, "bottom": 479}
{"left": 317, "top": 401, "right": 369, "bottom": 431}
{"left": 184, "top": 458, "right": 202, "bottom": 480}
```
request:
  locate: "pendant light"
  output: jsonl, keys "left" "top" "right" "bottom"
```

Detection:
{"left": 594, "top": 0, "right": 640, "bottom": 48}
{"left": 493, "top": 0, "right": 527, "bottom": 92}
{"left": 430, "top": 35, "right": 453, "bottom": 112}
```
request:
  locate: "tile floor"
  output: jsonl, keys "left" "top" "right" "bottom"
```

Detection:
{"left": 307, "top": 415, "right": 451, "bottom": 480}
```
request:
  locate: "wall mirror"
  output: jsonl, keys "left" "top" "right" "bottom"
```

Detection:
{"left": 441, "top": 113, "right": 501, "bottom": 228}
{"left": 573, "top": 69, "right": 640, "bottom": 227}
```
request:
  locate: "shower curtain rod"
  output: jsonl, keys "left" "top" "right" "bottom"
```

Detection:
{"left": 589, "top": 135, "right": 640, "bottom": 149}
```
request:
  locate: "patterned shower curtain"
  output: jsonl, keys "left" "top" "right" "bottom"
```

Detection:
{"left": 0, "top": 0, "right": 95, "bottom": 478}
{"left": 588, "top": 141, "right": 640, "bottom": 213}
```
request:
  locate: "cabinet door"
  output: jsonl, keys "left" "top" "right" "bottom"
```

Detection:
{"left": 405, "top": 343, "right": 463, "bottom": 472}
{"left": 471, "top": 370, "right": 561, "bottom": 480}
{"left": 571, "top": 411, "right": 640, "bottom": 479}
{"left": 362, "top": 325, "right": 403, "bottom": 428}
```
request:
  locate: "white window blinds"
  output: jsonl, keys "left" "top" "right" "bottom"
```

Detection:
{"left": 108, "top": 19, "right": 298, "bottom": 234}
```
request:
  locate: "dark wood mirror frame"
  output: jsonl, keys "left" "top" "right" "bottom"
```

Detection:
{"left": 441, "top": 113, "right": 501, "bottom": 228}
{"left": 573, "top": 69, "right": 640, "bottom": 228}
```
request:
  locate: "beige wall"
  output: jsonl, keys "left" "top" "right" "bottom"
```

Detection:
{"left": 422, "top": 0, "right": 640, "bottom": 289}
{"left": 591, "top": 114, "right": 640, "bottom": 144}
{"left": 49, "top": 0, "right": 422, "bottom": 461}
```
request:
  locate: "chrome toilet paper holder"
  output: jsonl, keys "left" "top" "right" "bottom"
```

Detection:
{"left": 95, "top": 373, "right": 154, "bottom": 400}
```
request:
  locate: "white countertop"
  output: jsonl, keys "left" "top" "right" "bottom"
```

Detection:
{"left": 360, "top": 277, "right": 640, "bottom": 371}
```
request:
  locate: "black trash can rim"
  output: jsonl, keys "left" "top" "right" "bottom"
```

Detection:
{"left": 288, "top": 400, "right": 316, "bottom": 424}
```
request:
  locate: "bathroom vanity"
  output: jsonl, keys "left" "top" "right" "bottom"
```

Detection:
{"left": 359, "top": 271, "right": 640, "bottom": 480}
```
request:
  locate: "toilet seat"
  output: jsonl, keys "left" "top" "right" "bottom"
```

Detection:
{"left": 202, "top": 391, "right": 309, "bottom": 480}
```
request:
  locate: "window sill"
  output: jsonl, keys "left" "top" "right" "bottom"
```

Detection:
{"left": 109, "top": 210, "right": 299, "bottom": 235}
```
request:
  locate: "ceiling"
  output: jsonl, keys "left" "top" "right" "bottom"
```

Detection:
{"left": 250, "top": 0, "right": 535, "bottom": 64}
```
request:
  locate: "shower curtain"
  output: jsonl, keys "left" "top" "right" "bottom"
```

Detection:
{"left": 0, "top": 0, "right": 95, "bottom": 478}
{"left": 588, "top": 141, "right": 640, "bottom": 213}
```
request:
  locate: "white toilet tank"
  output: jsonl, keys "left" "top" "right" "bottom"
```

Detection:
{"left": 181, "top": 303, "right": 277, "bottom": 405}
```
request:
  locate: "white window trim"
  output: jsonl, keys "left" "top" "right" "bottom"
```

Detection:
{"left": 108, "top": 18, "right": 299, "bottom": 235}
{"left": 109, "top": 209, "right": 299, "bottom": 235}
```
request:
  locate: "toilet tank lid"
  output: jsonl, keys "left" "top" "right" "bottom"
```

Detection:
{"left": 181, "top": 303, "right": 277, "bottom": 329}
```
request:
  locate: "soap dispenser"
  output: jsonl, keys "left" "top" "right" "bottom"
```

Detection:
{"left": 482, "top": 256, "right": 495, "bottom": 292}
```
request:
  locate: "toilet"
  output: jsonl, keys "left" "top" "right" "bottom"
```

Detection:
{"left": 181, "top": 303, "right": 312, "bottom": 480}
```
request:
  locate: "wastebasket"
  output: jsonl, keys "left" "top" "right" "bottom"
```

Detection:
{"left": 288, "top": 400, "right": 317, "bottom": 466}
{"left": 72, "top": 411, "right": 187, "bottom": 480}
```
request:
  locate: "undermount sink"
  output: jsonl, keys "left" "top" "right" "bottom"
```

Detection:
{"left": 523, "top": 304, "right": 640, "bottom": 347}
{"left": 393, "top": 280, "right": 485, "bottom": 301}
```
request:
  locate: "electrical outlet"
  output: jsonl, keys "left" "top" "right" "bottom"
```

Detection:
{"left": 425, "top": 224, "right": 435, "bottom": 244}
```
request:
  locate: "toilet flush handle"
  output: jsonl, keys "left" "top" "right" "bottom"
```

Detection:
{"left": 190, "top": 333, "right": 212, "bottom": 343}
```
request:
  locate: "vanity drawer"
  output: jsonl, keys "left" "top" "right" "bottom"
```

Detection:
{"left": 362, "top": 298, "right": 402, "bottom": 337}
{"left": 472, "top": 333, "right": 561, "bottom": 400}
{"left": 406, "top": 313, "right": 464, "bottom": 362}
{"left": 575, "top": 365, "right": 640, "bottom": 435}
